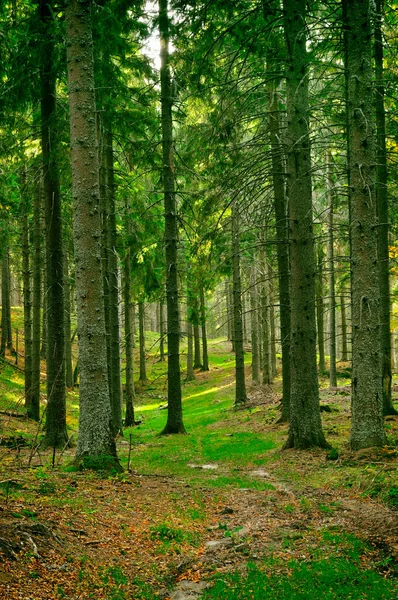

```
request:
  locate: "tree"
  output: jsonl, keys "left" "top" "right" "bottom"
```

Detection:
{"left": 283, "top": 0, "right": 328, "bottom": 449}
{"left": 343, "top": 0, "right": 386, "bottom": 450}
{"left": 159, "top": 0, "right": 186, "bottom": 434}
{"left": 65, "top": 0, "right": 119, "bottom": 465}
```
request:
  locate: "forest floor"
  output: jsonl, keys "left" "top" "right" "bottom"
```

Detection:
{"left": 0, "top": 335, "right": 398, "bottom": 599}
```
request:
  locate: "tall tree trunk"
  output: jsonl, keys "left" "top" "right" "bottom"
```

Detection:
{"left": 226, "top": 279, "right": 232, "bottom": 342}
{"left": 159, "top": 0, "right": 185, "bottom": 434}
{"left": 65, "top": 0, "right": 119, "bottom": 464}
{"left": 249, "top": 268, "right": 261, "bottom": 384}
{"left": 1, "top": 249, "right": 12, "bottom": 356}
{"left": 261, "top": 243, "right": 271, "bottom": 385}
{"left": 64, "top": 249, "right": 74, "bottom": 389}
{"left": 327, "top": 151, "right": 337, "bottom": 388}
{"left": 22, "top": 179, "right": 32, "bottom": 414}
{"left": 40, "top": 275, "right": 47, "bottom": 359}
{"left": 344, "top": 0, "right": 386, "bottom": 449}
{"left": 31, "top": 172, "right": 42, "bottom": 422}
{"left": 193, "top": 297, "right": 202, "bottom": 369}
{"left": 105, "top": 128, "right": 122, "bottom": 434}
{"left": 316, "top": 249, "right": 325, "bottom": 373}
{"left": 232, "top": 199, "right": 247, "bottom": 405}
{"left": 159, "top": 299, "right": 165, "bottom": 361}
{"left": 39, "top": 0, "right": 67, "bottom": 448}
{"left": 124, "top": 212, "right": 135, "bottom": 427}
{"left": 375, "top": 0, "right": 397, "bottom": 416}
{"left": 283, "top": 0, "right": 328, "bottom": 449}
{"left": 268, "top": 263, "right": 277, "bottom": 378}
{"left": 340, "top": 293, "right": 348, "bottom": 362}
{"left": 269, "top": 75, "right": 291, "bottom": 420}
{"left": 200, "top": 286, "right": 209, "bottom": 371}
{"left": 138, "top": 301, "right": 147, "bottom": 382}
{"left": 186, "top": 316, "right": 195, "bottom": 382}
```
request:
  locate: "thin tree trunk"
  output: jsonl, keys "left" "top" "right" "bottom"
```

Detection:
{"left": 64, "top": 249, "right": 73, "bottom": 389}
{"left": 1, "top": 250, "right": 12, "bottom": 356}
{"left": 22, "top": 177, "right": 33, "bottom": 414}
{"left": 340, "top": 293, "right": 348, "bottom": 362}
{"left": 66, "top": 0, "right": 119, "bottom": 465}
{"left": 124, "top": 210, "right": 135, "bottom": 427}
{"left": 327, "top": 151, "right": 337, "bottom": 388}
{"left": 344, "top": 0, "right": 386, "bottom": 449}
{"left": 316, "top": 249, "right": 325, "bottom": 373}
{"left": 232, "top": 199, "right": 247, "bottom": 405}
{"left": 283, "top": 0, "right": 328, "bottom": 449}
{"left": 31, "top": 172, "right": 42, "bottom": 422}
{"left": 105, "top": 128, "right": 122, "bottom": 434}
{"left": 269, "top": 74, "right": 291, "bottom": 420}
{"left": 159, "top": 300, "right": 165, "bottom": 361}
{"left": 186, "top": 316, "right": 195, "bottom": 382}
{"left": 159, "top": 0, "right": 185, "bottom": 434}
{"left": 39, "top": 0, "right": 67, "bottom": 448}
{"left": 193, "top": 296, "right": 202, "bottom": 369}
{"left": 138, "top": 301, "right": 147, "bottom": 382}
{"left": 375, "top": 0, "right": 397, "bottom": 416}
{"left": 249, "top": 268, "right": 261, "bottom": 384}
{"left": 200, "top": 286, "right": 209, "bottom": 371}
{"left": 40, "top": 274, "right": 46, "bottom": 359}
{"left": 226, "top": 280, "right": 232, "bottom": 342}
{"left": 268, "top": 263, "right": 277, "bottom": 379}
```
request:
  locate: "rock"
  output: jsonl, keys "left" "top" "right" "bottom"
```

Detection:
{"left": 205, "top": 538, "right": 233, "bottom": 549}
{"left": 170, "top": 580, "right": 208, "bottom": 600}
{"left": 220, "top": 507, "right": 234, "bottom": 515}
{"left": 250, "top": 470, "right": 270, "bottom": 478}
{"left": 202, "top": 464, "right": 218, "bottom": 470}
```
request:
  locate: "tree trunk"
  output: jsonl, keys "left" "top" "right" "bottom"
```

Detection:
{"left": 283, "top": 0, "right": 328, "bottom": 449}
{"left": 193, "top": 297, "right": 202, "bottom": 369}
{"left": 344, "top": 0, "right": 386, "bottom": 449}
{"left": 316, "top": 249, "right": 325, "bottom": 373}
{"left": 39, "top": 0, "right": 67, "bottom": 448}
{"left": 186, "top": 315, "right": 195, "bottom": 382}
{"left": 226, "top": 279, "right": 232, "bottom": 342}
{"left": 124, "top": 211, "right": 135, "bottom": 427}
{"left": 138, "top": 301, "right": 147, "bottom": 382}
{"left": 105, "top": 128, "right": 123, "bottom": 434}
{"left": 249, "top": 268, "right": 261, "bottom": 384}
{"left": 159, "top": 300, "right": 165, "bottom": 361}
{"left": 65, "top": 0, "right": 119, "bottom": 464}
{"left": 159, "top": 0, "right": 185, "bottom": 434}
{"left": 326, "top": 151, "right": 337, "bottom": 388}
{"left": 340, "top": 293, "right": 348, "bottom": 362}
{"left": 200, "top": 286, "right": 209, "bottom": 371}
{"left": 21, "top": 177, "right": 32, "bottom": 414}
{"left": 269, "top": 75, "right": 291, "bottom": 420}
{"left": 232, "top": 199, "right": 247, "bottom": 405}
{"left": 64, "top": 249, "right": 73, "bottom": 389}
{"left": 31, "top": 173, "right": 42, "bottom": 422}
{"left": 375, "top": 0, "right": 397, "bottom": 416}
{"left": 261, "top": 241, "right": 271, "bottom": 385}
{"left": 268, "top": 263, "right": 277, "bottom": 378}
{"left": 1, "top": 249, "right": 12, "bottom": 356}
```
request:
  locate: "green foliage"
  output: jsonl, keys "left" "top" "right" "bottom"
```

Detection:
{"left": 149, "top": 523, "right": 185, "bottom": 543}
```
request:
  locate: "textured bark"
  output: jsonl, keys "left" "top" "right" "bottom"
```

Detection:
{"left": 316, "top": 249, "right": 326, "bottom": 373}
{"left": 326, "top": 151, "right": 337, "bottom": 388}
{"left": 66, "top": 0, "right": 118, "bottom": 463}
{"left": 226, "top": 280, "right": 232, "bottom": 342}
{"left": 64, "top": 249, "right": 73, "bottom": 389}
{"left": 375, "top": 0, "right": 396, "bottom": 416}
{"left": 186, "top": 314, "right": 195, "bottom": 382}
{"left": 138, "top": 301, "right": 147, "bottom": 382}
{"left": 123, "top": 215, "right": 135, "bottom": 427}
{"left": 159, "top": 300, "right": 165, "bottom": 361}
{"left": 39, "top": 0, "right": 67, "bottom": 448}
{"left": 159, "top": 0, "right": 185, "bottom": 433}
{"left": 269, "top": 78, "right": 291, "bottom": 420}
{"left": 193, "top": 298, "right": 202, "bottom": 369}
{"left": 344, "top": 0, "right": 386, "bottom": 449}
{"left": 200, "top": 286, "right": 209, "bottom": 371}
{"left": 261, "top": 244, "right": 271, "bottom": 386}
{"left": 232, "top": 199, "right": 247, "bottom": 406}
{"left": 340, "top": 293, "right": 348, "bottom": 361}
{"left": 21, "top": 178, "right": 33, "bottom": 415}
{"left": 105, "top": 129, "right": 122, "bottom": 433}
{"left": 283, "top": 0, "right": 328, "bottom": 449}
{"left": 31, "top": 175, "right": 42, "bottom": 422}
{"left": 1, "top": 250, "right": 12, "bottom": 356}
{"left": 249, "top": 268, "right": 261, "bottom": 384}
{"left": 269, "top": 266, "right": 277, "bottom": 379}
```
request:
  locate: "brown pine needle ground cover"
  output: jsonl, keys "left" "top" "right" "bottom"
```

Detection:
{"left": 0, "top": 338, "right": 397, "bottom": 599}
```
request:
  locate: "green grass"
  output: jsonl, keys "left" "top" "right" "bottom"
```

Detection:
{"left": 202, "top": 532, "right": 398, "bottom": 599}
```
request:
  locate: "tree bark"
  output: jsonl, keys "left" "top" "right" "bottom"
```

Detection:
{"left": 344, "top": 0, "right": 386, "bottom": 449}
{"left": 374, "top": 0, "right": 397, "bottom": 416}
{"left": 200, "top": 286, "right": 209, "bottom": 371}
{"left": 326, "top": 151, "right": 337, "bottom": 388}
{"left": 138, "top": 301, "right": 147, "bottom": 382}
{"left": 64, "top": 249, "right": 73, "bottom": 389}
{"left": 159, "top": 299, "right": 165, "bottom": 361}
{"left": 1, "top": 249, "right": 12, "bottom": 356}
{"left": 232, "top": 199, "right": 247, "bottom": 405}
{"left": 21, "top": 175, "right": 32, "bottom": 415}
{"left": 39, "top": 0, "right": 67, "bottom": 448}
{"left": 65, "top": 0, "right": 119, "bottom": 464}
{"left": 193, "top": 297, "right": 202, "bottom": 369}
{"left": 158, "top": 0, "right": 185, "bottom": 433}
{"left": 124, "top": 210, "right": 135, "bottom": 427}
{"left": 283, "top": 0, "right": 328, "bottom": 449}
{"left": 249, "top": 268, "right": 261, "bottom": 384}
{"left": 31, "top": 172, "right": 42, "bottom": 422}
{"left": 340, "top": 293, "right": 348, "bottom": 362}
{"left": 316, "top": 249, "right": 326, "bottom": 373}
